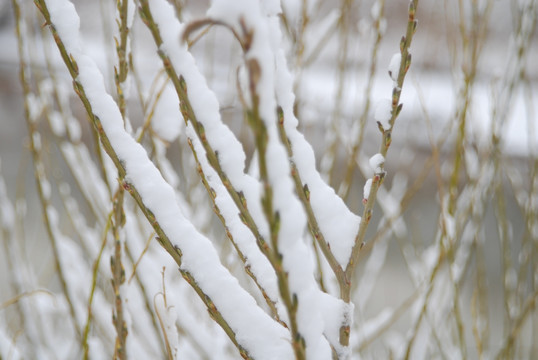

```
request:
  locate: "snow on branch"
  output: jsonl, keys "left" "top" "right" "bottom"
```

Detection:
{"left": 272, "top": 17, "right": 361, "bottom": 269}
{"left": 206, "top": 0, "right": 348, "bottom": 357}
{"left": 38, "top": 0, "right": 293, "bottom": 357}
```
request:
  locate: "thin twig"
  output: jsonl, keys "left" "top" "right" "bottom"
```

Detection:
{"left": 342, "top": 0, "right": 420, "bottom": 348}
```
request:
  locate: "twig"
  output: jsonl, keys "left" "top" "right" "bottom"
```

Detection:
{"left": 111, "top": 188, "right": 128, "bottom": 360}
{"left": 186, "top": 137, "right": 285, "bottom": 326}
{"left": 244, "top": 58, "right": 305, "bottom": 359}
{"left": 128, "top": 231, "right": 155, "bottom": 284}
{"left": 110, "top": 2, "right": 132, "bottom": 357}
{"left": 339, "top": 0, "right": 387, "bottom": 200}
{"left": 154, "top": 268, "right": 175, "bottom": 360}
{"left": 342, "top": 0, "right": 420, "bottom": 347}
{"left": 277, "top": 108, "right": 346, "bottom": 293}
{"left": 82, "top": 212, "right": 112, "bottom": 360}
{"left": 0, "top": 289, "right": 54, "bottom": 310}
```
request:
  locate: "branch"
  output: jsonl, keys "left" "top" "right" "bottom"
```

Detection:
{"left": 35, "top": 0, "right": 292, "bottom": 358}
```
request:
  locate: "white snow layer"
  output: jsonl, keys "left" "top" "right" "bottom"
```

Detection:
{"left": 46, "top": 0, "right": 81, "bottom": 52}
{"left": 369, "top": 153, "right": 385, "bottom": 173}
{"left": 151, "top": 84, "right": 182, "bottom": 142}
{"left": 186, "top": 123, "right": 285, "bottom": 322}
{"left": 45, "top": 0, "right": 294, "bottom": 358}
{"left": 270, "top": 10, "right": 361, "bottom": 269}
{"left": 209, "top": 0, "right": 348, "bottom": 357}
{"left": 363, "top": 178, "right": 373, "bottom": 200}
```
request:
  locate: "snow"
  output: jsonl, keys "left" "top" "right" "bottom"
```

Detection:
{"left": 360, "top": 307, "right": 393, "bottom": 341}
{"left": 27, "top": 93, "right": 42, "bottom": 122}
{"left": 66, "top": 116, "right": 81, "bottom": 141}
{"left": 281, "top": 0, "right": 301, "bottom": 27}
{"left": 46, "top": 0, "right": 81, "bottom": 52}
{"left": 442, "top": 210, "right": 455, "bottom": 240}
{"left": 49, "top": 111, "right": 66, "bottom": 136}
{"left": 388, "top": 53, "right": 401, "bottom": 82}
{"left": 44, "top": 0, "right": 296, "bottom": 358}
{"left": 150, "top": 2, "right": 269, "bottom": 238}
{"left": 464, "top": 146, "right": 479, "bottom": 179}
{"left": 154, "top": 294, "right": 179, "bottom": 358}
{"left": 363, "top": 178, "right": 373, "bottom": 200}
{"left": 274, "top": 19, "right": 361, "bottom": 270}
{"left": 207, "top": 1, "right": 342, "bottom": 357}
{"left": 186, "top": 123, "right": 283, "bottom": 319}
{"left": 374, "top": 98, "right": 392, "bottom": 129}
{"left": 422, "top": 242, "right": 441, "bottom": 276}
{"left": 371, "top": 1, "right": 382, "bottom": 19}
{"left": 0, "top": 327, "right": 23, "bottom": 359}
{"left": 41, "top": 179, "right": 51, "bottom": 200}
{"left": 2, "top": 0, "right": 535, "bottom": 357}
{"left": 151, "top": 84, "right": 182, "bottom": 142}
{"left": 28, "top": 0, "right": 537, "bottom": 358}
{"left": 369, "top": 153, "right": 385, "bottom": 173}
